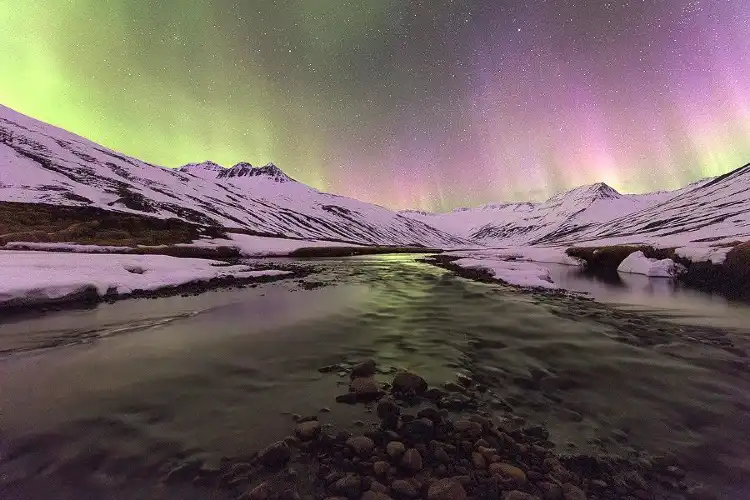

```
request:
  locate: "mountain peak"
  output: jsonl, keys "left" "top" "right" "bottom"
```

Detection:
{"left": 179, "top": 161, "right": 225, "bottom": 175}
{"left": 217, "top": 162, "right": 295, "bottom": 183}
{"left": 549, "top": 181, "right": 622, "bottom": 203}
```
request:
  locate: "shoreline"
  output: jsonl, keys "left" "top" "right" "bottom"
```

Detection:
{"left": 0, "top": 264, "right": 310, "bottom": 321}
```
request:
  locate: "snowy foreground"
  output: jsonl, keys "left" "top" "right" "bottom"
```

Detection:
{"left": 0, "top": 251, "right": 290, "bottom": 309}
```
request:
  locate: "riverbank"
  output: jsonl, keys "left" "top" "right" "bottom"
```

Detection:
{"left": 0, "top": 250, "right": 309, "bottom": 318}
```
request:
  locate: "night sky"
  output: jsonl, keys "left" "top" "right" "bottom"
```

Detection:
{"left": 2, "top": 1, "right": 748, "bottom": 210}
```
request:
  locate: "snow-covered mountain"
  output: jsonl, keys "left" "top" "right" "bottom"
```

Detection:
{"left": 402, "top": 172, "right": 747, "bottom": 248}
{"left": 0, "top": 105, "right": 466, "bottom": 247}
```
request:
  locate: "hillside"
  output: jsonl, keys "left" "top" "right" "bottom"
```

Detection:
{"left": 0, "top": 105, "right": 466, "bottom": 248}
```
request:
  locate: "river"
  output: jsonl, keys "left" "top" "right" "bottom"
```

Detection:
{"left": 0, "top": 255, "right": 749, "bottom": 499}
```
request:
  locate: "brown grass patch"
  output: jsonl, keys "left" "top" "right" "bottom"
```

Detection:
{"left": 0, "top": 201, "right": 225, "bottom": 247}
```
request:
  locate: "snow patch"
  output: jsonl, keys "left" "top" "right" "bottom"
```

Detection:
{"left": 0, "top": 251, "right": 291, "bottom": 308}
{"left": 617, "top": 251, "right": 683, "bottom": 278}
{"left": 451, "top": 257, "right": 558, "bottom": 289}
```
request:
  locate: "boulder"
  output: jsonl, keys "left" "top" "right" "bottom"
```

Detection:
{"left": 351, "top": 359, "right": 377, "bottom": 378}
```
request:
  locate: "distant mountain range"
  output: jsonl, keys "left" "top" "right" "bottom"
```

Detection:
{"left": 0, "top": 105, "right": 466, "bottom": 247}
{"left": 402, "top": 171, "right": 749, "bottom": 247}
{"left": 1, "top": 104, "right": 748, "bottom": 249}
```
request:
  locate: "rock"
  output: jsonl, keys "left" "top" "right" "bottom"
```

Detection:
{"left": 243, "top": 482, "right": 271, "bottom": 500}
{"left": 392, "top": 371, "right": 428, "bottom": 394}
{"left": 561, "top": 483, "right": 586, "bottom": 500}
{"left": 373, "top": 460, "right": 389, "bottom": 476}
{"left": 295, "top": 420, "right": 321, "bottom": 440}
{"left": 377, "top": 400, "right": 401, "bottom": 420}
{"left": 489, "top": 463, "right": 527, "bottom": 486}
{"left": 346, "top": 436, "right": 375, "bottom": 457}
{"left": 453, "top": 420, "right": 483, "bottom": 437}
{"left": 319, "top": 364, "right": 339, "bottom": 373}
{"left": 504, "top": 491, "right": 539, "bottom": 500}
{"left": 336, "top": 393, "right": 359, "bottom": 404}
{"left": 333, "top": 475, "right": 362, "bottom": 497}
{"left": 624, "top": 472, "right": 648, "bottom": 491}
{"left": 259, "top": 441, "right": 291, "bottom": 468}
{"left": 351, "top": 359, "right": 377, "bottom": 378}
{"left": 403, "top": 418, "right": 433, "bottom": 437}
{"left": 351, "top": 377, "right": 381, "bottom": 396}
{"left": 279, "top": 490, "right": 300, "bottom": 500}
{"left": 392, "top": 479, "right": 418, "bottom": 498}
{"left": 427, "top": 478, "right": 467, "bottom": 500}
{"left": 424, "top": 388, "right": 447, "bottom": 400}
{"left": 371, "top": 480, "right": 389, "bottom": 493}
{"left": 538, "top": 481, "right": 563, "bottom": 500}
{"left": 401, "top": 448, "right": 423, "bottom": 472}
{"left": 434, "top": 447, "right": 450, "bottom": 464}
{"left": 439, "top": 394, "right": 474, "bottom": 410}
{"left": 362, "top": 492, "right": 395, "bottom": 500}
{"left": 320, "top": 407, "right": 332, "bottom": 413}
{"left": 471, "top": 452, "right": 486, "bottom": 469}
{"left": 386, "top": 441, "right": 406, "bottom": 459}
{"left": 443, "top": 382, "right": 465, "bottom": 392}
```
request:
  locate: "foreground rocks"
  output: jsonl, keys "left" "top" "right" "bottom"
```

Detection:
{"left": 164, "top": 360, "right": 711, "bottom": 500}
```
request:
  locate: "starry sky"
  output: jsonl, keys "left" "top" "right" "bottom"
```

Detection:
{"left": 1, "top": 1, "right": 748, "bottom": 210}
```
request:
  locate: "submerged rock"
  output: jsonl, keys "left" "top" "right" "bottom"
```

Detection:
{"left": 392, "top": 371, "right": 428, "bottom": 394}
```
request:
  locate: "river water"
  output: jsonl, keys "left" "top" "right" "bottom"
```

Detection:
{"left": 0, "top": 255, "right": 749, "bottom": 499}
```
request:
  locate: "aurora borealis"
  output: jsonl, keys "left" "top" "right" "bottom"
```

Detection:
{"left": 1, "top": 1, "right": 748, "bottom": 210}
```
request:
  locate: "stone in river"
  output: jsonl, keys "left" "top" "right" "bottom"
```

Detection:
{"left": 351, "top": 359, "right": 377, "bottom": 379}
{"left": 392, "top": 371, "right": 428, "bottom": 394}
{"left": 295, "top": 420, "right": 321, "bottom": 440}
{"left": 259, "top": 441, "right": 291, "bottom": 468}
{"left": 377, "top": 400, "right": 401, "bottom": 420}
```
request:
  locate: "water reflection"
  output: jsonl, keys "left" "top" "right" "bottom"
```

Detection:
{"left": 545, "top": 263, "right": 750, "bottom": 330}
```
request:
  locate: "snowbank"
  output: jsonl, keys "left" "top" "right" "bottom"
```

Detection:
{"left": 617, "top": 251, "right": 682, "bottom": 277}
{"left": 446, "top": 247, "right": 583, "bottom": 267}
{"left": 189, "top": 233, "right": 364, "bottom": 257}
{"left": 0, "top": 251, "right": 291, "bottom": 309}
{"left": 674, "top": 245, "right": 732, "bottom": 265}
{"left": 451, "top": 257, "right": 558, "bottom": 289}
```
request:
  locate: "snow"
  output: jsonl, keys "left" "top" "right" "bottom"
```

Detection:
{"left": 0, "top": 251, "right": 291, "bottom": 308}
{"left": 2, "top": 242, "right": 134, "bottom": 253}
{"left": 617, "top": 251, "right": 682, "bottom": 278}
{"left": 187, "top": 233, "right": 364, "bottom": 257}
{"left": 675, "top": 245, "right": 732, "bottom": 265}
{"left": 445, "top": 246, "right": 583, "bottom": 267}
{"left": 450, "top": 257, "right": 558, "bottom": 289}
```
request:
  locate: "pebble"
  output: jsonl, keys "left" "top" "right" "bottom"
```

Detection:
{"left": 386, "top": 441, "right": 406, "bottom": 459}
{"left": 333, "top": 475, "right": 362, "bottom": 497}
{"left": 362, "top": 492, "right": 395, "bottom": 500}
{"left": 561, "top": 483, "right": 587, "bottom": 500}
{"left": 392, "top": 479, "right": 418, "bottom": 498}
{"left": 504, "top": 491, "right": 539, "bottom": 500}
{"left": 400, "top": 448, "right": 423, "bottom": 472}
{"left": 373, "top": 461, "right": 389, "bottom": 476}
{"left": 427, "top": 478, "right": 467, "bottom": 500}
{"left": 295, "top": 420, "right": 321, "bottom": 440}
{"left": 453, "top": 420, "right": 483, "bottom": 437}
{"left": 346, "top": 436, "right": 375, "bottom": 456}
{"left": 489, "top": 463, "right": 527, "bottom": 486}
{"left": 259, "top": 441, "right": 291, "bottom": 468}
{"left": 377, "top": 400, "right": 401, "bottom": 420}
{"left": 471, "top": 452, "right": 487, "bottom": 469}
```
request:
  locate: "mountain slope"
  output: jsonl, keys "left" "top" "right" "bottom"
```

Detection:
{"left": 556, "top": 164, "right": 750, "bottom": 246}
{"left": 0, "top": 105, "right": 466, "bottom": 247}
